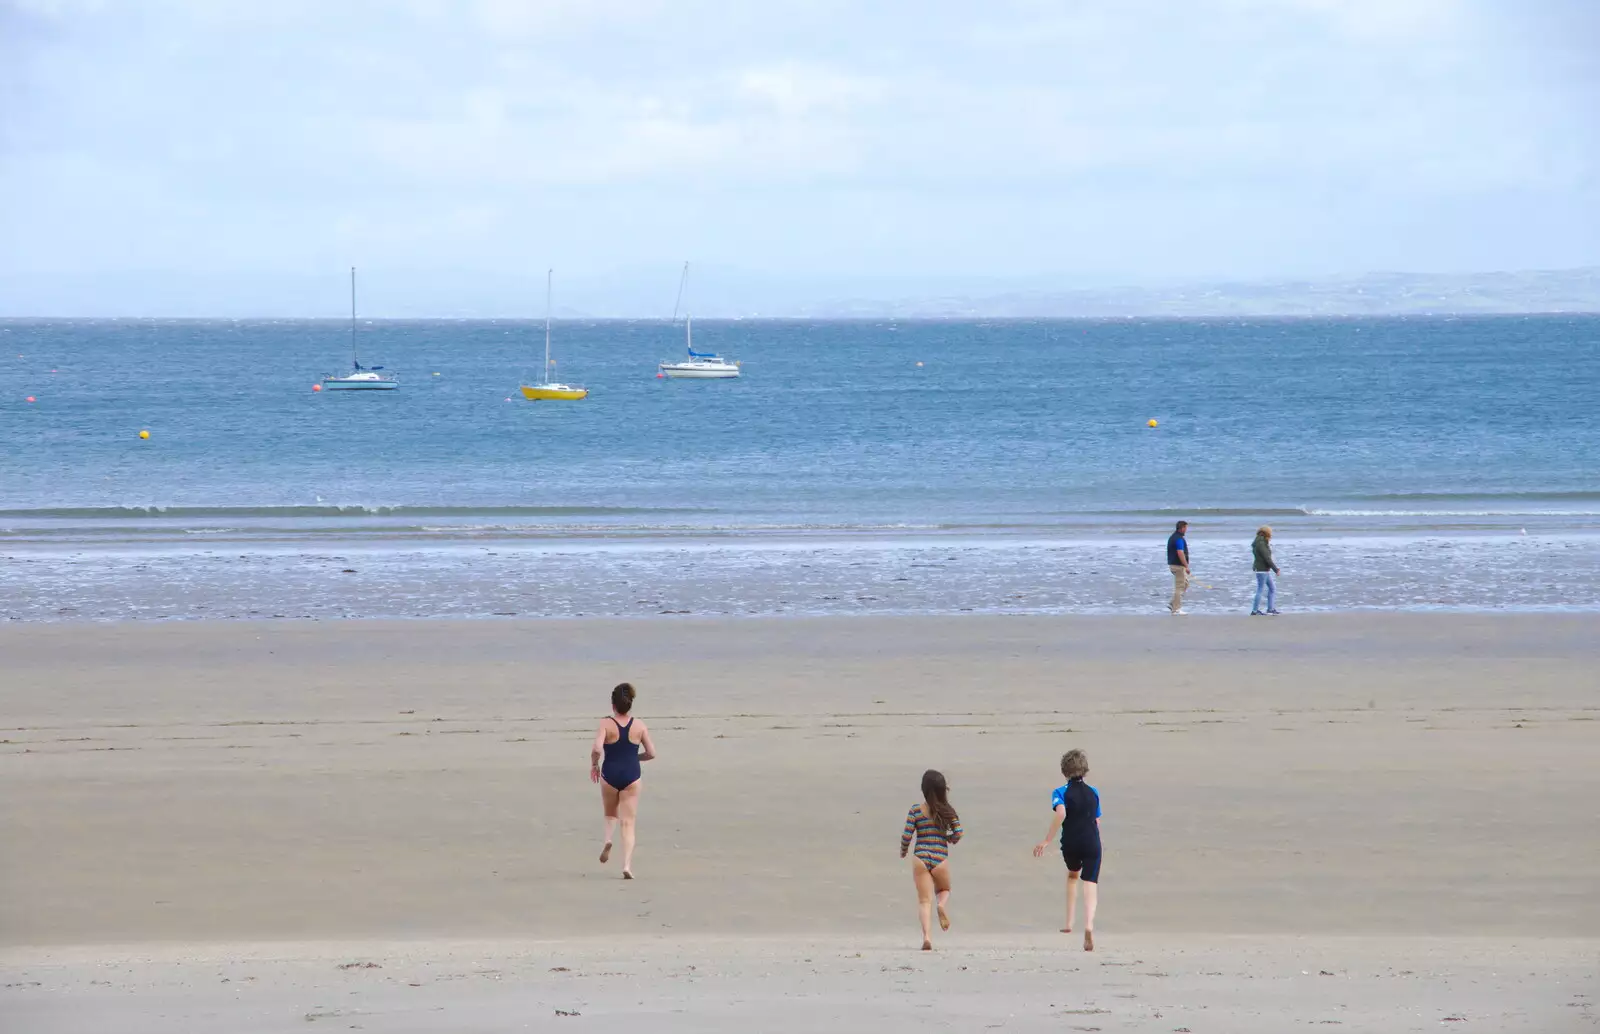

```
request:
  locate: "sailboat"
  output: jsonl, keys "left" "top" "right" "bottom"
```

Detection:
{"left": 657, "top": 262, "right": 740, "bottom": 379}
{"left": 520, "top": 269, "right": 588, "bottom": 401}
{"left": 322, "top": 267, "right": 398, "bottom": 390}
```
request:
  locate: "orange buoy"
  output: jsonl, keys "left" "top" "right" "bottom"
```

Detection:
{"left": 26, "top": 395, "right": 36, "bottom": 402}
{"left": 312, "top": 383, "right": 322, "bottom": 392}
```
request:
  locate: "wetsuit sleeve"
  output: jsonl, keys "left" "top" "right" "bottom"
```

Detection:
{"left": 948, "top": 816, "right": 963, "bottom": 845}
{"left": 1051, "top": 785, "right": 1066, "bottom": 811}
{"left": 1092, "top": 787, "right": 1102, "bottom": 819}
{"left": 901, "top": 808, "right": 916, "bottom": 853}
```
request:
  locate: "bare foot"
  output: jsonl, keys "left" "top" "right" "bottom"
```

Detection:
{"left": 938, "top": 905, "right": 950, "bottom": 931}
{"left": 921, "top": 940, "right": 932, "bottom": 951}
{"left": 1083, "top": 930, "right": 1094, "bottom": 952}
{"left": 599, "top": 843, "right": 612, "bottom": 864}
{"left": 622, "top": 870, "right": 633, "bottom": 880}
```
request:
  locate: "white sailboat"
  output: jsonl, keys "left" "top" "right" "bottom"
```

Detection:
{"left": 322, "top": 267, "right": 398, "bottom": 390}
{"left": 658, "top": 262, "right": 740, "bottom": 379}
{"left": 520, "top": 269, "right": 588, "bottom": 401}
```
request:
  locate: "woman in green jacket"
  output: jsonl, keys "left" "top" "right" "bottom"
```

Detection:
{"left": 1251, "top": 526, "right": 1281, "bottom": 615}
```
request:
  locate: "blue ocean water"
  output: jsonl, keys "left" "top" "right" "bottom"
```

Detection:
{"left": 3, "top": 315, "right": 1597, "bottom": 619}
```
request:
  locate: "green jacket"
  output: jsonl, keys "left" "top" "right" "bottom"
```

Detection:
{"left": 1252, "top": 534, "right": 1276, "bottom": 572}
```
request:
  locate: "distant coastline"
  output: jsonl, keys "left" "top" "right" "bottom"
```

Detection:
{"left": 802, "top": 267, "right": 1600, "bottom": 319}
{"left": 3, "top": 267, "right": 1598, "bottom": 319}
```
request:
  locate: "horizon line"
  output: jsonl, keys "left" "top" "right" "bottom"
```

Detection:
{"left": 5, "top": 309, "right": 1600, "bottom": 321}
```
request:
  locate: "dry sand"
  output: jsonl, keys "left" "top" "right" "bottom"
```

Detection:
{"left": 4, "top": 936, "right": 1595, "bottom": 1033}
{"left": 2, "top": 614, "right": 1597, "bottom": 1031}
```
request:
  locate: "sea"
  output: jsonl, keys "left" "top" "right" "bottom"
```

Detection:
{"left": 3, "top": 315, "right": 1597, "bottom": 621}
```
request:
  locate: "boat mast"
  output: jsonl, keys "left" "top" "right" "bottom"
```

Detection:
{"left": 349, "top": 266, "right": 360, "bottom": 369}
{"left": 675, "top": 261, "right": 692, "bottom": 356}
{"left": 672, "top": 261, "right": 689, "bottom": 323}
{"left": 544, "top": 268, "right": 552, "bottom": 384}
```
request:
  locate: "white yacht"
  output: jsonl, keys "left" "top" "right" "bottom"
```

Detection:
{"left": 658, "top": 316, "right": 741, "bottom": 378}
{"left": 322, "top": 368, "right": 398, "bottom": 389}
{"left": 322, "top": 267, "right": 398, "bottom": 391}
{"left": 658, "top": 262, "right": 739, "bottom": 379}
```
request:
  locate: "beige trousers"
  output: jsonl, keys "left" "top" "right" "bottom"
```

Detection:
{"left": 1169, "top": 565, "right": 1190, "bottom": 612}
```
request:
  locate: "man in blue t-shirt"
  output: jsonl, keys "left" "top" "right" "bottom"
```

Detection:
{"left": 1166, "top": 520, "right": 1191, "bottom": 614}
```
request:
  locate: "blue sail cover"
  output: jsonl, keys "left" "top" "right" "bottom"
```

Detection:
{"left": 688, "top": 348, "right": 718, "bottom": 358}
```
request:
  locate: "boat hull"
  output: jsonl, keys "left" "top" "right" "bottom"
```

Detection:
{"left": 659, "top": 365, "right": 739, "bottom": 379}
{"left": 520, "top": 384, "right": 589, "bottom": 401}
{"left": 322, "top": 378, "right": 398, "bottom": 390}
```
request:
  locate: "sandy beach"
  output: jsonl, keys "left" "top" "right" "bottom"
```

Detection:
{"left": 2, "top": 614, "right": 1597, "bottom": 1031}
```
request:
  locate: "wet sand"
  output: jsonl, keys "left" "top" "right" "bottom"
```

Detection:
{"left": 2, "top": 614, "right": 1597, "bottom": 1030}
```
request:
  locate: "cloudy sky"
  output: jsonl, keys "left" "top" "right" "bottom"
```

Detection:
{"left": 2, "top": 0, "right": 1597, "bottom": 314}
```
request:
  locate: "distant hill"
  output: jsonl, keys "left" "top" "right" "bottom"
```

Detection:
{"left": 4, "top": 267, "right": 1599, "bottom": 318}
{"left": 803, "top": 267, "right": 1600, "bottom": 318}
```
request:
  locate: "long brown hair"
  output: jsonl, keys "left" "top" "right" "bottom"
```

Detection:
{"left": 920, "top": 769, "right": 958, "bottom": 834}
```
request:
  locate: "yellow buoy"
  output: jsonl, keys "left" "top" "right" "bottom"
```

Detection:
{"left": 1147, "top": 419, "right": 1158, "bottom": 428}
{"left": 138, "top": 429, "right": 150, "bottom": 439}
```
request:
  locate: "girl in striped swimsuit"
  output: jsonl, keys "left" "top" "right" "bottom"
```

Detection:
{"left": 899, "top": 769, "right": 963, "bottom": 950}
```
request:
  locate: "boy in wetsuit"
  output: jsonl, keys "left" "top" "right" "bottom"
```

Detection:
{"left": 1032, "top": 748, "right": 1102, "bottom": 950}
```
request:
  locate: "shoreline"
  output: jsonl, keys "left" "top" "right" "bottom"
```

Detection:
{"left": 6, "top": 512, "right": 1596, "bottom": 550}
{"left": 8, "top": 532, "right": 1600, "bottom": 622}
{"left": 8, "top": 604, "right": 1600, "bottom": 629}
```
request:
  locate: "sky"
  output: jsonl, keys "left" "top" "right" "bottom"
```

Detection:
{"left": 1, "top": 0, "right": 1598, "bottom": 315}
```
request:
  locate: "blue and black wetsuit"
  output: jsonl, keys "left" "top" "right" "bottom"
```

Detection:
{"left": 1053, "top": 777, "right": 1103, "bottom": 883}
{"left": 601, "top": 716, "right": 641, "bottom": 791}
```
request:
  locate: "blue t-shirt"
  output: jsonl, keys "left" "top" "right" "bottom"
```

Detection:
{"left": 1166, "top": 532, "right": 1188, "bottom": 566}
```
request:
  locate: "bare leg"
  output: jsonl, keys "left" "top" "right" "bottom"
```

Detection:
{"left": 1063, "top": 870, "right": 1080, "bottom": 933}
{"left": 912, "top": 859, "right": 935, "bottom": 949}
{"left": 931, "top": 862, "right": 952, "bottom": 931}
{"left": 1082, "top": 881, "right": 1099, "bottom": 951}
{"left": 599, "top": 784, "right": 619, "bottom": 863}
{"left": 617, "top": 783, "right": 641, "bottom": 877}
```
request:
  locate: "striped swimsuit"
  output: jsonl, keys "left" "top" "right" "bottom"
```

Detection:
{"left": 901, "top": 804, "right": 963, "bottom": 870}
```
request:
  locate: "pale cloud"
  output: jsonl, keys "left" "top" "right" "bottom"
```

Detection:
{"left": 1267, "top": 0, "right": 1466, "bottom": 39}
{"left": 736, "top": 61, "right": 882, "bottom": 117}
{"left": 1, "top": 0, "right": 1596, "bottom": 314}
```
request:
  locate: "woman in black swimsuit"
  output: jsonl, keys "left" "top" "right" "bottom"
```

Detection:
{"left": 589, "top": 682, "right": 657, "bottom": 879}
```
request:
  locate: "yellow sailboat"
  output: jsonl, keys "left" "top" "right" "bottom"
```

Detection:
{"left": 519, "top": 269, "right": 588, "bottom": 401}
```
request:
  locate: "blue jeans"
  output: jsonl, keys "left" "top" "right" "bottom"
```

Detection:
{"left": 1252, "top": 571, "right": 1276, "bottom": 613}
